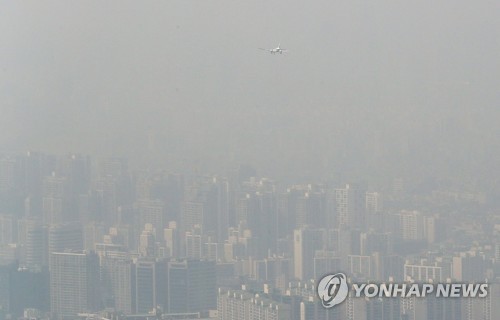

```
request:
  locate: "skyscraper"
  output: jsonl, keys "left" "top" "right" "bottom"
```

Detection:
{"left": 217, "top": 288, "right": 291, "bottom": 320}
{"left": 167, "top": 259, "right": 216, "bottom": 314}
{"left": 49, "top": 251, "right": 100, "bottom": 320}
{"left": 42, "top": 174, "right": 69, "bottom": 225}
{"left": 293, "top": 228, "right": 324, "bottom": 281}
{"left": 335, "top": 184, "right": 366, "bottom": 230}
{"left": 25, "top": 225, "right": 48, "bottom": 269}
{"left": 48, "top": 224, "right": 84, "bottom": 264}
{"left": 100, "top": 252, "right": 133, "bottom": 314}
{"left": 0, "top": 214, "right": 15, "bottom": 246}
{"left": 134, "top": 258, "right": 158, "bottom": 314}
{"left": 365, "top": 192, "right": 383, "bottom": 214}
{"left": 182, "top": 201, "right": 204, "bottom": 235}
{"left": 137, "top": 199, "right": 165, "bottom": 236}
{"left": 0, "top": 158, "right": 16, "bottom": 196}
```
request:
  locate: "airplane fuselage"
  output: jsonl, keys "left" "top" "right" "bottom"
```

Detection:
{"left": 259, "top": 45, "right": 286, "bottom": 54}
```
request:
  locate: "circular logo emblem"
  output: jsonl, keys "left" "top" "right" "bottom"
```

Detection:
{"left": 317, "top": 273, "right": 349, "bottom": 308}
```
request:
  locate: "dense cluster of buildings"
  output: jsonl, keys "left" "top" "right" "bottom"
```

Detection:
{"left": 0, "top": 152, "right": 498, "bottom": 320}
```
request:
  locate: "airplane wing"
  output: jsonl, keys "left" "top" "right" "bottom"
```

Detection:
{"left": 258, "top": 48, "right": 269, "bottom": 51}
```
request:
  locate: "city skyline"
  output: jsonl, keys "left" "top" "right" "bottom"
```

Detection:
{"left": 0, "top": 1, "right": 498, "bottom": 320}
{"left": 0, "top": 151, "right": 498, "bottom": 319}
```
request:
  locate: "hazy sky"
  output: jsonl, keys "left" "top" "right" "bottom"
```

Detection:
{"left": 1, "top": 1, "right": 498, "bottom": 182}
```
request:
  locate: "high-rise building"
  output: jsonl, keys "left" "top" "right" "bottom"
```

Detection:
{"left": 9, "top": 265, "right": 50, "bottom": 317}
{"left": 335, "top": 184, "right": 366, "bottom": 230}
{"left": 185, "top": 228, "right": 203, "bottom": 259}
{"left": 281, "top": 185, "right": 326, "bottom": 233}
{"left": 0, "top": 262, "right": 12, "bottom": 315}
{"left": 204, "top": 242, "right": 219, "bottom": 261}
{"left": 138, "top": 224, "right": 156, "bottom": 257}
{"left": 99, "top": 157, "right": 128, "bottom": 178}
{"left": 25, "top": 226, "right": 48, "bottom": 269}
{"left": 0, "top": 214, "right": 16, "bottom": 246}
{"left": 234, "top": 191, "right": 277, "bottom": 257}
{"left": 294, "top": 189, "right": 326, "bottom": 229}
{"left": 18, "top": 151, "right": 50, "bottom": 219}
{"left": 134, "top": 258, "right": 158, "bottom": 314}
{"left": 58, "top": 154, "right": 91, "bottom": 205}
{"left": 49, "top": 251, "right": 100, "bottom": 320}
{"left": 215, "top": 177, "right": 230, "bottom": 243}
{"left": 365, "top": 192, "right": 383, "bottom": 214}
{"left": 402, "top": 294, "right": 461, "bottom": 320}
{"left": 276, "top": 192, "right": 292, "bottom": 240}
{"left": 398, "top": 210, "right": 429, "bottom": 241}
{"left": 452, "top": 251, "right": 486, "bottom": 282}
{"left": 137, "top": 199, "right": 165, "bottom": 237}
{"left": 366, "top": 297, "right": 400, "bottom": 320}
{"left": 256, "top": 191, "right": 278, "bottom": 256}
{"left": 133, "top": 258, "right": 168, "bottom": 314}
{"left": 217, "top": 288, "right": 291, "bottom": 320}
{"left": 100, "top": 252, "right": 133, "bottom": 314}
{"left": 83, "top": 222, "right": 107, "bottom": 252}
{"left": 345, "top": 297, "right": 401, "bottom": 320}
{"left": 42, "top": 174, "right": 69, "bottom": 225}
{"left": 167, "top": 259, "right": 216, "bottom": 314}
{"left": 360, "top": 232, "right": 392, "bottom": 256}
{"left": 0, "top": 158, "right": 16, "bottom": 196}
{"left": 163, "top": 222, "right": 179, "bottom": 258}
{"left": 182, "top": 201, "right": 204, "bottom": 235}
{"left": 94, "top": 176, "right": 118, "bottom": 225}
{"left": 348, "top": 255, "right": 373, "bottom": 280}
{"left": 313, "top": 250, "right": 341, "bottom": 280}
{"left": 252, "top": 256, "right": 291, "bottom": 291}
{"left": 48, "top": 224, "right": 83, "bottom": 265}
{"left": 16, "top": 218, "right": 38, "bottom": 247}
{"left": 293, "top": 228, "right": 324, "bottom": 281}
{"left": 404, "top": 258, "right": 452, "bottom": 282}
{"left": 287, "top": 282, "right": 339, "bottom": 320}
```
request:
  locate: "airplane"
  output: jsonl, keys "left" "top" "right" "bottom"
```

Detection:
{"left": 258, "top": 44, "right": 288, "bottom": 54}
